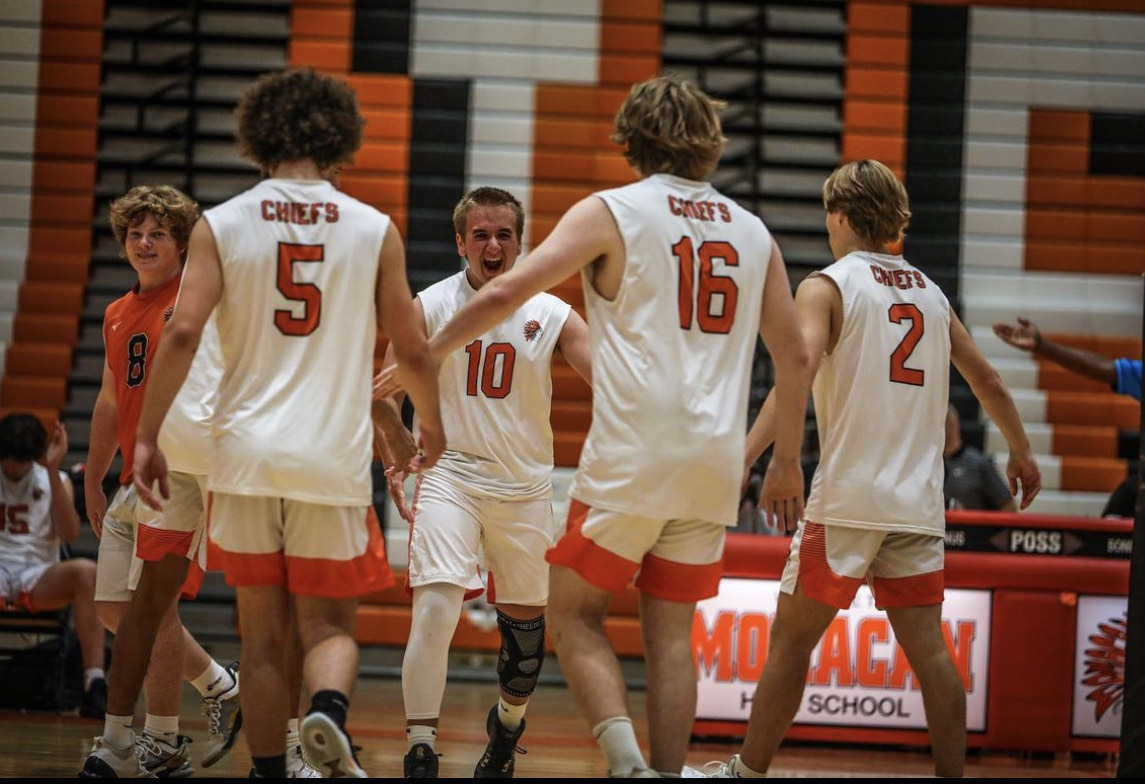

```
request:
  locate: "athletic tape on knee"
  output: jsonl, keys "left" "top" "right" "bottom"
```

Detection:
{"left": 496, "top": 611, "right": 545, "bottom": 698}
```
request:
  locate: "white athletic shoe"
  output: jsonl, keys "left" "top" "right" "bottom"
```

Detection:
{"left": 79, "top": 735, "right": 152, "bottom": 778}
{"left": 287, "top": 743, "right": 321, "bottom": 778}
{"left": 201, "top": 662, "right": 242, "bottom": 767}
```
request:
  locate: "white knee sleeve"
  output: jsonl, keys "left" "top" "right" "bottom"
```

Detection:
{"left": 402, "top": 583, "right": 466, "bottom": 721}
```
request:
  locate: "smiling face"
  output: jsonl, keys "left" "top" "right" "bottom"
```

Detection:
{"left": 457, "top": 204, "right": 521, "bottom": 290}
{"left": 124, "top": 214, "right": 184, "bottom": 291}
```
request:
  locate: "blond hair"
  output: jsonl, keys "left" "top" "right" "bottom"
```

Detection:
{"left": 822, "top": 160, "right": 911, "bottom": 247}
{"left": 611, "top": 75, "right": 726, "bottom": 181}
{"left": 108, "top": 185, "right": 200, "bottom": 252}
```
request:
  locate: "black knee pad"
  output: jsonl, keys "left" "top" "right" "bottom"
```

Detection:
{"left": 496, "top": 611, "right": 545, "bottom": 699}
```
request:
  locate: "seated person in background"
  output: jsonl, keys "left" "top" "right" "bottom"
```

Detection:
{"left": 943, "top": 404, "right": 1015, "bottom": 512}
{"left": 0, "top": 412, "right": 108, "bottom": 719}
{"left": 993, "top": 317, "right": 1141, "bottom": 402}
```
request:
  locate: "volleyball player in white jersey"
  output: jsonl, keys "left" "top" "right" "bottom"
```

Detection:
{"left": 132, "top": 67, "right": 444, "bottom": 780}
{"left": 0, "top": 414, "right": 107, "bottom": 717}
{"left": 385, "top": 76, "right": 814, "bottom": 778}
{"left": 701, "top": 160, "right": 1041, "bottom": 779}
{"left": 377, "top": 187, "right": 591, "bottom": 778}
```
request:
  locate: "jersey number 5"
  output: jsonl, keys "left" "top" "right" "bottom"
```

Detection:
{"left": 889, "top": 303, "right": 925, "bottom": 386}
{"left": 275, "top": 242, "right": 324, "bottom": 336}
{"left": 465, "top": 340, "right": 516, "bottom": 399}
{"left": 672, "top": 237, "right": 739, "bottom": 334}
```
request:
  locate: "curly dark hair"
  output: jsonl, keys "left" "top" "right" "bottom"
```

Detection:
{"left": 0, "top": 412, "right": 48, "bottom": 462}
{"left": 108, "top": 185, "right": 200, "bottom": 253}
{"left": 235, "top": 67, "right": 365, "bottom": 171}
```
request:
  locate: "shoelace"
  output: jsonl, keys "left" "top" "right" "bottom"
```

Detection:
{"left": 135, "top": 734, "right": 169, "bottom": 761}
{"left": 202, "top": 698, "right": 223, "bottom": 735}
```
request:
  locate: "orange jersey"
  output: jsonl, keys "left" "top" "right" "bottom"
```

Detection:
{"left": 102, "top": 274, "right": 182, "bottom": 485}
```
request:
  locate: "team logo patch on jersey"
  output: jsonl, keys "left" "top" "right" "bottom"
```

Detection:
{"left": 162, "top": 305, "right": 175, "bottom": 323}
{"left": 523, "top": 319, "right": 543, "bottom": 342}
{"left": 32, "top": 488, "right": 43, "bottom": 502}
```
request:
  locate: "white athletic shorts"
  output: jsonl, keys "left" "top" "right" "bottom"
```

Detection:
{"left": 210, "top": 493, "right": 388, "bottom": 599}
{"left": 0, "top": 560, "right": 55, "bottom": 608}
{"left": 94, "top": 484, "right": 143, "bottom": 602}
{"left": 408, "top": 472, "right": 557, "bottom": 606}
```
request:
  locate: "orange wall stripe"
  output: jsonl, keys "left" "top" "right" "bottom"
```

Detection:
{"left": 1057, "top": 456, "right": 1128, "bottom": 494}
{"left": 288, "top": 6, "right": 412, "bottom": 237}
{"left": 1051, "top": 425, "right": 1118, "bottom": 458}
{"left": 1045, "top": 392, "right": 1139, "bottom": 429}
{"left": 1025, "top": 109, "right": 1145, "bottom": 274}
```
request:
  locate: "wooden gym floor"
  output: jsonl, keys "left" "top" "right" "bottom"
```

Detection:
{"left": 0, "top": 642, "right": 1119, "bottom": 778}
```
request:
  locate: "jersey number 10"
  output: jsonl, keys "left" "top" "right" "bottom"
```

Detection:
{"left": 464, "top": 340, "right": 516, "bottom": 399}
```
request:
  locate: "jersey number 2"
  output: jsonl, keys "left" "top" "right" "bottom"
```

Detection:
{"left": 464, "top": 340, "right": 515, "bottom": 399}
{"left": 889, "top": 303, "right": 925, "bottom": 386}
{"left": 672, "top": 237, "right": 739, "bottom": 334}
{"left": 275, "top": 243, "right": 324, "bottom": 336}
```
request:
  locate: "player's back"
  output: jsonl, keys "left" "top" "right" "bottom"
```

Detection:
{"left": 806, "top": 251, "right": 951, "bottom": 534}
{"left": 204, "top": 179, "right": 385, "bottom": 505}
{"left": 573, "top": 173, "right": 771, "bottom": 526}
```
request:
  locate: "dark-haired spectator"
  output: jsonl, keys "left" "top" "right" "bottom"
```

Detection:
{"left": 0, "top": 413, "right": 107, "bottom": 718}
{"left": 943, "top": 405, "right": 1015, "bottom": 512}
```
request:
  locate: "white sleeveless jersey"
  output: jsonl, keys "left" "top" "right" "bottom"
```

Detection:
{"left": 570, "top": 173, "right": 772, "bottom": 526}
{"left": 159, "top": 314, "right": 222, "bottom": 475}
{"left": 804, "top": 251, "right": 952, "bottom": 536}
{"left": 203, "top": 179, "right": 384, "bottom": 505}
{"left": 0, "top": 464, "right": 61, "bottom": 568}
{"left": 418, "top": 271, "right": 571, "bottom": 499}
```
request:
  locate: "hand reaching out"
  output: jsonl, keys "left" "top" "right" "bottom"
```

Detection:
{"left": 992, "top": 317, "right": 1040, "bottom": 353}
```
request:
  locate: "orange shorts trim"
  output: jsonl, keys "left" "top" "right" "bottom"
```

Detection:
{"left": 223, "top": 512, "right": 395, "bottom": 599}
{"left": 546, "top": 500, "right": 639, "bottom": 593}
{"left": 136, "top": 525, "right": 195, "bottom": 562}
{"left": 872, "top": 570, "right": 944, "bottom": 607}
{"left": 798, "top": 521, "right": 865, "bottom": 609}
{"left": 636, "top": 551, "right": 723, "bottom": 602}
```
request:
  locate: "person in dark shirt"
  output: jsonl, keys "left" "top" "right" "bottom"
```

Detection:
{"left": 944, "top": 405, "right": 1015, "bottom": 512}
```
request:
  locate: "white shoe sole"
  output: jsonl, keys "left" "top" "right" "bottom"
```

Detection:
{"left": 300, "top": 713, "right": 366, "bottom": 778}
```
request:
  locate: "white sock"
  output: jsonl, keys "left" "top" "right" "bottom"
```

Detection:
{"left": 144, "top": 714, "right": 179, "bottom": 745}
{"left": 592, "top": 716, "right": 646, "bottom": 777}
{"left": 406, "top": 724, "right": 437, "bottom": 751}
{"left": 190, "top": 660, "right": 232, "bottom": 698}
{"left": 731, "top": 754, "right": 767, "bottom": 778}
{"left": 84, "top": 668, "right": 106, "bottom": 691}
{"left": 497, "top": 697, "right": 528, "bottom": 731}
{"left": 102, "top": 713, "right": 134, "bottom": 750}
{"left": 287, "top": 718, "right": 300, "bottom": 750}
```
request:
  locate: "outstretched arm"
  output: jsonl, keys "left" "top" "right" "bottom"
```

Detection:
{"left": 958, "top": 313, "right": 1041, "bottom": 509}
{"left": 993, "top": 317, "right": 1116, "bottom": 385}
